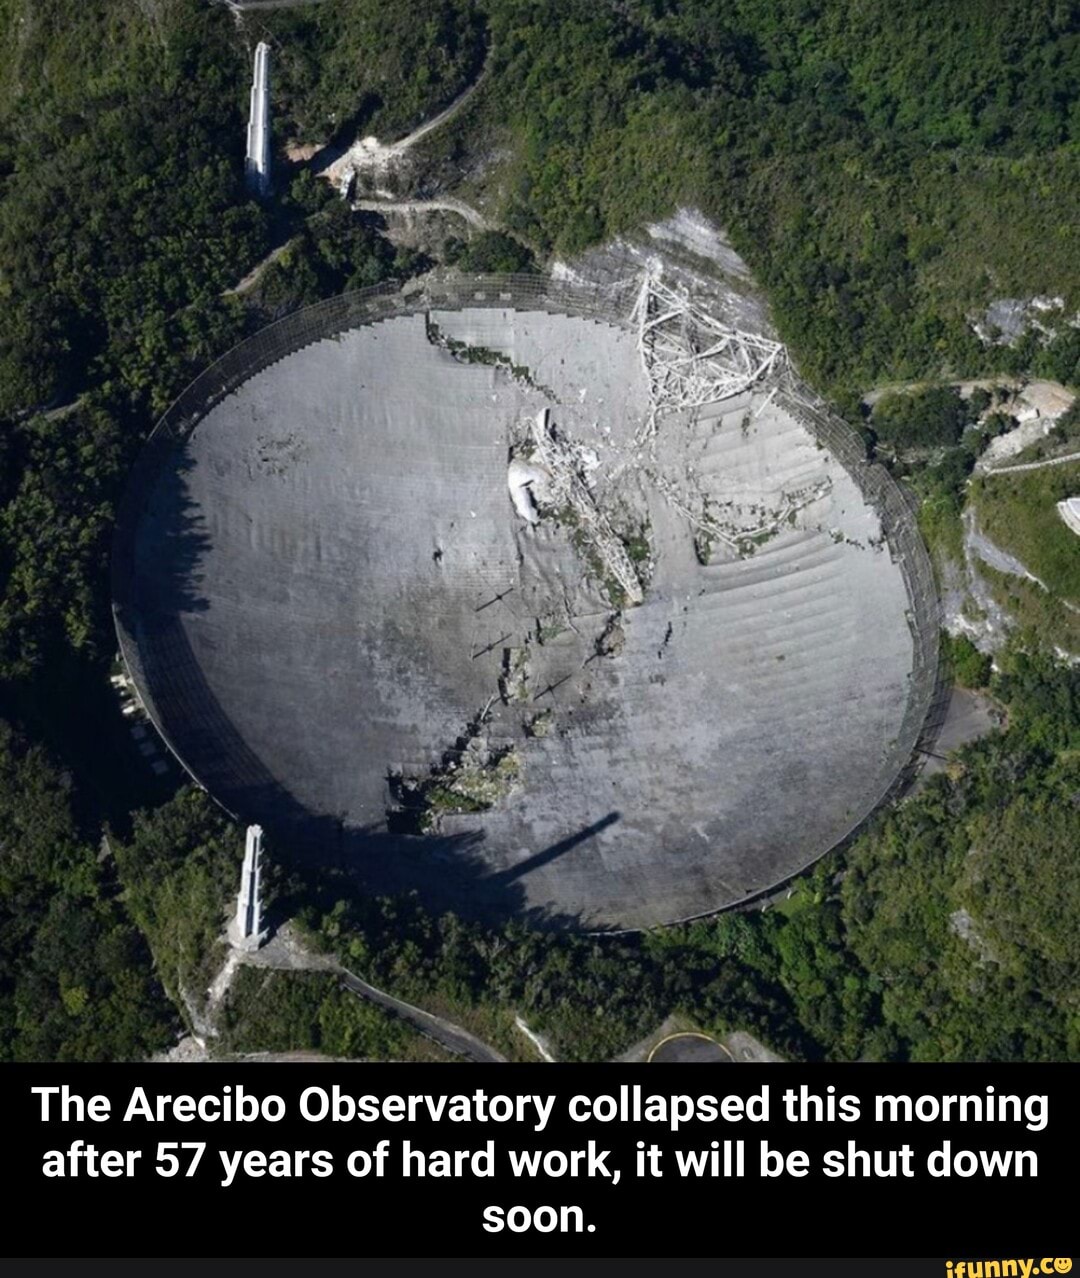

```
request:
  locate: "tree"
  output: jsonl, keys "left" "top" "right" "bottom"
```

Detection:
{"left": 944, "top": 633, "right": 992, "bottom": 688}
{"left": 0, "top": 720, "right": 173, "bottom": 1061}
{"left": 872, "top": 387, "right": 973, "bottom": 451}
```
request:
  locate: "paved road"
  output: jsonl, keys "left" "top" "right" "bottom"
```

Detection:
{"left": 979, "top": 448, "right": 1080, "bottom": 476}
{"left": 316, "top": 40, "right": 491, "bottom": 189}
{"left": 339, "top": 972, "right": 506, "bottom": 1063}
{"left": 353, "top": 197, "right": 489, "bottom": 229}
{"left": 222, "top": 237, "right": 301, "bottom": 296}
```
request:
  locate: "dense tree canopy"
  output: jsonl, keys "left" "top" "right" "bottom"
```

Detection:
{"left": 871, "top": 387, "right": 977, "bottom": 452}
{"left": 0, "top": 721, "right": 173, "bottom": 1060}
{"left": 461, "top": 0, "right": 1080, "bottom": 391}
{"left": 239, "top": 0, "right": 1080, "bottom": 392}
{"left": 252, "top": 0, "right": 487, "bottom": 144}
{"left": 219, "top": 968, "right": 423, "bottom": 1060}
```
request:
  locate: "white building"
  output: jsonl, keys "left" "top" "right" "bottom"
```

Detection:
{"left": 1056, "top": 497, "right": 1080, "bottom": 538}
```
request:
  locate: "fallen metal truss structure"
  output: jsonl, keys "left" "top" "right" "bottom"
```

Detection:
{"left": 530, "top": 409, "right": 645, "bottom": 605}
{"left": 631, "top": 272, "right": 784, "bottom": 443}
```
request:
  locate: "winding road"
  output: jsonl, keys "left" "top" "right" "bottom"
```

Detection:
{"left": 314, "top": 37, "right": 491, "bottom": 192}
{"left": 978, "top": 449, "right": 1080, "bottom": 476}
{"left": 338, "top": 971, "right": 506, "bottom": 1063}
{"left": 236, "top": 923, "right": 507, "bottom": 1063}
{"left": 352, "top": 197, "right": 489, "bottom": 229}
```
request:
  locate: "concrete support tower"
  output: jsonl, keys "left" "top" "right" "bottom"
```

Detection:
{"left": 229, "top": 824, "right": 268, "bottom": 951}
{"left": 245, "top": 42, "right": 271, "bottom": 197}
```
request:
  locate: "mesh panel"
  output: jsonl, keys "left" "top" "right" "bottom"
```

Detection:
{"left": 112, "top": 273, "right": 941, "bottom": 898}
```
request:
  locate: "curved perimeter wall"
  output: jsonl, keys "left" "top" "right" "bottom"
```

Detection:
{"left": 112, "top": 273, "right": 941, "bottom": 927}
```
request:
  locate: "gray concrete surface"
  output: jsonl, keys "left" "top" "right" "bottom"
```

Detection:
{"left": 616, "top": 1017, "right": 782, "bottom": 1063}
{"left": 917, "top": 687, "right": 1000, "bottom": 784}
{"left": 967, "top": 514, "right": 1044, "bottom": 584}
{"left": 124, "top": 304, "right": 917, "bottom": 930}
{"left": 352, "top": 198, "right": 489, "bottom": 228}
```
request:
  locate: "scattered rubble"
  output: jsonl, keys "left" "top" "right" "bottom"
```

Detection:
{"left": 971, "top": 295, "right": 1080, "bottom": 347}
{"left": 388, "top": 703, "right": 522, "bottom": 833}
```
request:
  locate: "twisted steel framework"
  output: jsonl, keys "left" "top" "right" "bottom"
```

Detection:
{"left": 631, "top": 270, "right": 785, "bottom": 445}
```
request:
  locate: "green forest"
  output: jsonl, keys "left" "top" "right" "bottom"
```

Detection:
{"left": 0, "top": 720, "right": 172, "bottom": 1060}
{"left": 254, "top": 0, "right": 1080, "bottom": 390}
{"left": 0, "top": 0, "right": 1078, "bottom": 1062}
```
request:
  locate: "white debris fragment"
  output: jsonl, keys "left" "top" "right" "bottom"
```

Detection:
{"left": 508, "top": 459, "right": 552, "bottom": 524}
{"left": 530, "top": 409, "right": 644, "bottom": 605}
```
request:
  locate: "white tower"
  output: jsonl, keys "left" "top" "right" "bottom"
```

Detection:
{"left": 229, "top": 824, "right": 268, "bottom": 951}
{"left": 245, "top": 43, "right": 271, "bottom": 197}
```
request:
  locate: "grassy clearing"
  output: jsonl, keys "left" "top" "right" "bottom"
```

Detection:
{"left": 917, "top": 493, "right": 965, "bottom": 579}
{"left": 971, "top": 463, "right": 1080, "bottom": 603}
{"left": 976, "top": 564, "right": 1080, "bottom": 655}
{"left": 771, "top": 881, "right": 819, "bottom": 920}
